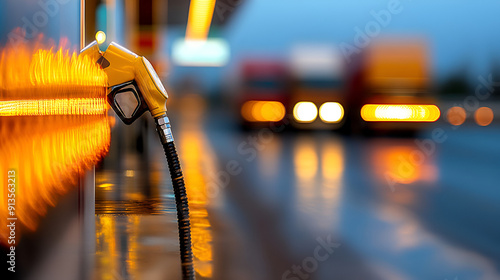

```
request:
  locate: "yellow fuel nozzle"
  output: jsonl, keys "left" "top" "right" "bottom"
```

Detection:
{"left": 81, "top": 40, "right": 168, "bottom": 123}
{"left": 81, "top": 40, "right": 195, "bottom": 279}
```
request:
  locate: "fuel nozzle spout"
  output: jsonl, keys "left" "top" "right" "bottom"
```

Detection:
{"left": 81, "top": 40, "right": 169, "bottom": 123}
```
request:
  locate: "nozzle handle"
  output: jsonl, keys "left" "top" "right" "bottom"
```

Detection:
{"left": 107, "top": 80, "right": 149, "bottom": 125}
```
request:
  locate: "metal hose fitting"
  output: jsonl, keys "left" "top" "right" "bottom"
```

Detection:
{"left": 156, "top": 115, "right": 175, "bottom": 143}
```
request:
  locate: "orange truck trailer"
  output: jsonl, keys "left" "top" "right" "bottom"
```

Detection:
{"left": 345, "top": 39, "right": 440, "bottom": 134}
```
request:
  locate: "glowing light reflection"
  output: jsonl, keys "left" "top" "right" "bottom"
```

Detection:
{"left": 361, "top": 104, "right": 440, "bottom": 122}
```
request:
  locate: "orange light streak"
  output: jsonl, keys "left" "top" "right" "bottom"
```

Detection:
{"left": 0, "top": 98, "right": 107, "bottom": 116}
{"left": 0, "top": 36, "right": 110, "bottom": 245}
{"left": 361, "top": 104, "right": 440, "bottom": 122}
{"left": 241, "top": 100, "right": 286, "bottom": 122}
{"left": 186, "top": 0, "right": 217, "bottom": 41}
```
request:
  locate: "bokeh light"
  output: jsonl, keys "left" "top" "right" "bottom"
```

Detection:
{"left": 474, "top": 107, "right": 494, "bottom": 126}
{"left": 361, "top": 104, "right": 440, "bottom": 122}
{"left": 241, "top": 100, "right": 285, "bottom": 122}
{"left": 446, "top": 106, "right": 467, "bottom": 126}
{"left": 293, "top": 102, "right": 318, "bottom": 123}
{"left": 319, "top": 102, "right": 344, "bottom": 123}
{"left": 95, "top": 31, "right": 106, "bottom": 44}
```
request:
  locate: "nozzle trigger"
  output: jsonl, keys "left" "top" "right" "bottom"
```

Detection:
{"left": 107, "top": 80, "right": 149, "bottom": 125}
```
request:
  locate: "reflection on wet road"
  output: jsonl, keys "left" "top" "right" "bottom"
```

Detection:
{"left": 208, "top": 123, "right": 500, "bottom": 280}
{"left": 94, "top": 94, "right": 215, "bottom": 280}
{"left": 0, "top": 115, "right": 110, "bottom": 245}
{"left": 95, "top": 101, "right": 500, "bottom": 280}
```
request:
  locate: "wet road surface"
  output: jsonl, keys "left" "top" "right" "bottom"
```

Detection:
{"left": 94, "top": 102, "right": 500, "bottom": 280}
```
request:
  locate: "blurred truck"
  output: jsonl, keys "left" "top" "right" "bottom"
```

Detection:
{"left": 289, "top": 45, "right": 346, "bottom": 130}
{"left": 238, "top": 59, "right": 289, "bottom": 128}
{"left": 345, "top": 39, "right": 440, "bottom": 134}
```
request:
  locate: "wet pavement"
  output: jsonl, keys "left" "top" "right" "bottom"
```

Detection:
{"left": 93, "top": 99, "right": 500, "bottom": 280}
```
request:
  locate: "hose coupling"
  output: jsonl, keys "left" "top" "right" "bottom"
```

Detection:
{"left": 155, "top": 115, "right": 174, "bottom": 143}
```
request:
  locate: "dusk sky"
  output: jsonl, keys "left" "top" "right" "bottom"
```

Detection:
{"left": 168, "top": 0, "right": 500, "bottom": 90}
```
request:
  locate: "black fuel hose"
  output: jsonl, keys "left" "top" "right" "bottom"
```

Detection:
{"left": 155, "top": 115, "right": 195, "bottom": 280}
